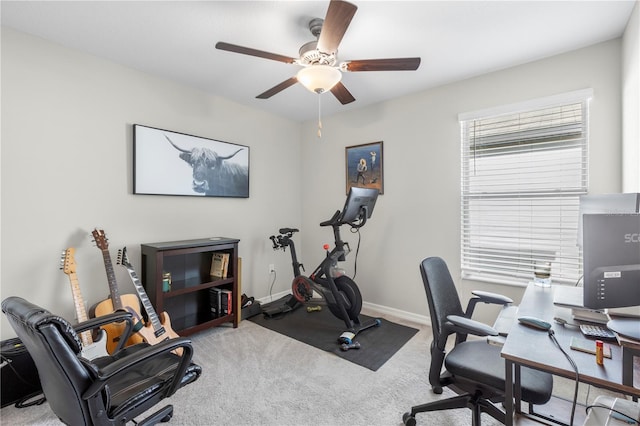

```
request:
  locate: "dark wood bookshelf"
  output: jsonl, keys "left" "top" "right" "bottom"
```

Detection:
{"left": 141, "top": 237, "right": 239, "bottom": 336}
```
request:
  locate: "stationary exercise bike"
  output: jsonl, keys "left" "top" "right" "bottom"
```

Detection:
{"left": 268, "top": 188, "right": 381, "bottom": 345}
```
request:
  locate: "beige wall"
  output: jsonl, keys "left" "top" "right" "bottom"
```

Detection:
{"left": 0, "top": 28, "right": 303, "bottom": 339}
{"left": 622, "top": 1, "right": 640, "bottom": 192}
{"left": 300, "top": 39, "right": 624, "bottom": 323}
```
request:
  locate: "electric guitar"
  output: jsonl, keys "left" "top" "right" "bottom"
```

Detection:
{"left": 117, "top": 247, "right": 182, "bottom": 355}
{"left": 60, "top": 248, "right": 109, "bottom": 360}
{"left": 90, "top": 229, "right": 144, "bottom": 353}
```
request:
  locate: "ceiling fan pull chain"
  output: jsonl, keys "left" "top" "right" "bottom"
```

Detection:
{"left": 317, "top": 94, "right": 323, "bottom": 138}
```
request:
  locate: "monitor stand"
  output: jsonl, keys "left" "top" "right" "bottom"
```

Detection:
{"left": 607, "top": 318, "right": 640, "bottom": 341}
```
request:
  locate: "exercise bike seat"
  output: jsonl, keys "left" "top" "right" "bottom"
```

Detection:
{"left": 279, "top": 227, "right": 298, "bottom": 234}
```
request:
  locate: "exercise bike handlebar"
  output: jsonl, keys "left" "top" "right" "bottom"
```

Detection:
{"left": 320, "top": 207, "right": 369, "bottom": 229}
{"left": 320, "top": 210, "right": 341, "bottom": 227}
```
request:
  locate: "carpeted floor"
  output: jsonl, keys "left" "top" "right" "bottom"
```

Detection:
{"left": 249, "top": 299, "right": 419, "bottom": 371}
{"left": 0, "top": 307, "right": 630, "bottom": 425}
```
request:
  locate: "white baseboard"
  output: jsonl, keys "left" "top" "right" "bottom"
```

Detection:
{"left": 256, "top": 290, "right": 291, "bottom": 305}
{"left": 256, "top": 291, "right": 430, "bottom": 327}
{"left": 362, "top": 301, "right": 430, "bottom": 326}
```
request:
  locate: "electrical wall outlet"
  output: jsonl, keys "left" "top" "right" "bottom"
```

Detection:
{"left": 269, "top": 264, "right": 275, "bottom": 273}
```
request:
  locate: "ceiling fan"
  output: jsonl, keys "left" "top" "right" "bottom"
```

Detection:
{"left": 215, "top": 0, "right": 421, "bottom": 105}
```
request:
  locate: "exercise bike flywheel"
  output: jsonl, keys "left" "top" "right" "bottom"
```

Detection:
{"left": 325, "top": 275, "right": 362, "bottom": 321}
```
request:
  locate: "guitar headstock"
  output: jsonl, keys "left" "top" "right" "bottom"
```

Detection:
{"left": 92, "top": 229, "right": 109, "bottom": 250}
{"left": 60, "top": 248, "right": 77, "bottom": 275}
{"left": 117, "top": 247, "right": 132, "bottom": 268}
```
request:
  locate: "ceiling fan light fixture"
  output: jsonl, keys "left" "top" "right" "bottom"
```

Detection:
{"left": 296, "top": 65, "right": 341, "bottom": 94}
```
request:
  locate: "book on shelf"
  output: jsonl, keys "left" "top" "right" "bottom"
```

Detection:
{"left": 222, "top": 255, "right": 230, "bottom": 278}
{"left": 210, "top": 252, "right": 230, "bottom": 278}
{"left": 220, "top": 289, "right": 232, "bottom": 316}
{"left": 209, "top": 287, "right": 232, "bottom": 318}
{"left": 209, "top": 288, "right": 222, "bottom": 318}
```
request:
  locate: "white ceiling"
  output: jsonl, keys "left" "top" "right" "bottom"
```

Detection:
{"left": 1, "top": 1, "right": 636, "bottom": 122}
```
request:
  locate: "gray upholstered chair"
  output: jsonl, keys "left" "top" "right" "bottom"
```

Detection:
{"left": 403, "top": 257, "right": 553, "bottom": 425}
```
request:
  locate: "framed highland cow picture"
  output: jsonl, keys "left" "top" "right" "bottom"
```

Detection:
{"left": 133, "top": 124, "right": 250, "bottom": 198}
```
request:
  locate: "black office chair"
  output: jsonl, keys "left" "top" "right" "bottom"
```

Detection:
{"left": 403, "top": 257, "right": 553, "bottom": 426}
{"left": 2, "top": 296, "right": 202, "bottom": 425}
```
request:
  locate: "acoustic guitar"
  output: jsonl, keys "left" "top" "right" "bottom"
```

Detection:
{"left": 60, "top": 248, "right": 109, "bottom": 360}
{"left": 90, "top": 229, "right": 144, "bottom": 353}
{"left": 117, "top": 247, "right": 182, "bottom": 355}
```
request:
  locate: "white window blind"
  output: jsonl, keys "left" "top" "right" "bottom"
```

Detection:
{"left": 460, "top": 91, "right": 591, "bottom": 286}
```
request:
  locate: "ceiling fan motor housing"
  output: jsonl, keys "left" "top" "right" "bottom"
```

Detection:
{"left": 299, "top": 18, "right": 337, "bottom": 66}
{"left": 298, "top": 40, "right": 337, "bottom": 66}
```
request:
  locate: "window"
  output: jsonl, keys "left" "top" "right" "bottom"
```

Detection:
{"left": 460, "top": 90, "right": 591, "bottom": 286}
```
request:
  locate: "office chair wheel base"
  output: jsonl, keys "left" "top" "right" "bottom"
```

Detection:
{"left": 402, "top": 412, "right": 416, "bottom": 426}
{"left": 161, "top": 413, "right": 172, "bottom": 423}
{"left": 432, "top": 385, "right": 443, "bottom": 394}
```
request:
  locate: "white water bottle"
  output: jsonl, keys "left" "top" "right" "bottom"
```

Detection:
{"left": 330, "top": 262, "right": 345, "bottom": 278}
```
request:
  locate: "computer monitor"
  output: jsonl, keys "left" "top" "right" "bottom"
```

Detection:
{"left": 339, "top": 187, "right": 379, "bottom": 225}
{"left": 582, "top": 213, "right": 640, "bottom": 340}
{"left": 578, "top": 193, "right": 640, "bottom": 247}
{"left": 582, "top": 213, "right": 640, "bottom": 310}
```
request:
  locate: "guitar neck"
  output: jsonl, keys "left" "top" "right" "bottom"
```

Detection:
{"left": 67, "top": 272, "right": 93, "bottom": 347}
{"left": 101, "top": 248, "right": 123, "bottom": 310}
{"left": 126, "top": 267, "right": 163, "bottom": 333}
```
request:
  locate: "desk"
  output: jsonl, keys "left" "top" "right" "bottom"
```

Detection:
{"left": 501, "top": 284, "right": 640, "bottom": 426}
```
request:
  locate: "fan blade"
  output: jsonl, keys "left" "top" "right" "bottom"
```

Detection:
{"left": 344, "top": 57, "right": 421, "bottom": 72}
{"left": 216, "top": 42, "right": 297, "bottom": 64}
{"left": 256, "top": 77, "right": 298, "bottom": 99}
{"left": 330, "top": 81, "right": 355, "bottom": 105}
{"left": 317, "top": 0, "right": 357, "bottom": 54}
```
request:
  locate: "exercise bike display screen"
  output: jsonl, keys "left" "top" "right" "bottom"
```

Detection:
{"left": 339, "top": 187, "right": 379, "bottom": 224}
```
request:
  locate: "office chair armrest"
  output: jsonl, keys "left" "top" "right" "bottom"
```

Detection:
{"left": 73, "top": 311, "right": 133, "bottom": 334}
{"left": 446, "top": 315, "right": 499, "bottom": 337}
{"left": 465, "top": 290, "right": 514, "bottom": 317}
{"left": 73, "top": 311, "right": 135, "bottom": 353}
{"left": 82, "top": 337, "right": 194, "bottom": 400}
{"left": 472, "top": 290, "right": 513, "bottom": 305}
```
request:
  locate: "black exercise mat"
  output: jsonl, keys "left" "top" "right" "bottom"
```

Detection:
{"left": 249, "top": 301, "right": 419, "bottom": 371}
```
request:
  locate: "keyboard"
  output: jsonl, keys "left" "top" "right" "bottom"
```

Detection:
{"left": 579, "top": 324, "right": 617, "bottom": 340}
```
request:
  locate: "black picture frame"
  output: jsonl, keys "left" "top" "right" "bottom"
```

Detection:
{"left": 133, "top": 124, "right": 249, "bottom": 198}
{"left": 345, "top": 141, "right": 383, "bottom": 195}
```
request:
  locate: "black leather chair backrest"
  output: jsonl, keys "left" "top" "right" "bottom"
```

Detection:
{"left": 2, "top": 297, "right": 93, "bottom": 425}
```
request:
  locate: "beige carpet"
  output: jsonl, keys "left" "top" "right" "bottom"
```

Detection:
{"left": 0, "top": 309, "right": 628, "bottom": 425}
